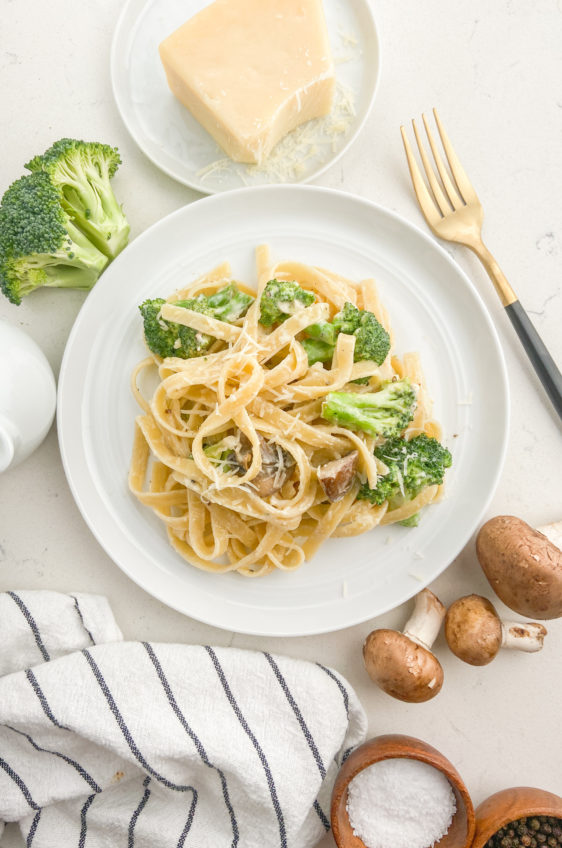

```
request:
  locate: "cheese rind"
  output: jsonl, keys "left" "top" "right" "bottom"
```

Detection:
{"left": 159, "top": 0, "right": 335, "bottom": 165}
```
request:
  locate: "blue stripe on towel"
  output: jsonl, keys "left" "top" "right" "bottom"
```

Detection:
{"left": 25, "top": 669, "right": 69, "bottom": 730}
{"left": 82, "top": 649, "right": 199, "bottom": 803}
{"left": 263, "top": 652, "right": 326, "bottom": 779}
{"left": 78, "top": 794, "right": 95, "bottom": 848}
{"left": 26, "top": 810, "right": 41, "bottom": 847}
{"left": 7, "top": 593, "right": 50, "bottom": 662}
{"left": 128, "top": 776, "right": 151, "bottom": 848}
{"left": 4, "top": 724, "right": 101, "bottom": 794}
{"left": 0, "top": 755, "right": 40, "bottom": 811}
{"left": 315, "top": 664, "right": 349, "bottom": 716}
{"left": 313, "top": 799, "right": 330, "bottom": 831}
{"left": 205, "top": 646, "right": 287, "bottom": 848}
{"left": 70, "top": 596, "right": 95, "bottom": 645}
{"left": 143, "top": 642, "right": 239, "bottom": 848}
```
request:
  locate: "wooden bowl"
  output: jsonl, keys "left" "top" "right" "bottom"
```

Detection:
{"left": 472, "top": 786, "right": 562, "bottom": 848}
{"left": 331, "top": 734, "right": 475, "bottom": 848}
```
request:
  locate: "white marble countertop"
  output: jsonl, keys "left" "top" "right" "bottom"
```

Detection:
{"left": 1, "top": 0, "right": 561, "bottom": 845}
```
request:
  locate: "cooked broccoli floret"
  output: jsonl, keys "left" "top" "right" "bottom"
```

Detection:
{"left": 139, "top": 284, "right": 252, "bottom": 359}
{"left": 321, "top": 378, "right": 417, "bottom": 438}
{"left": 259, "top": 278, "right": 315, "bottom": 327}
{"left": 399, "top": 512, "right": 421, "bottom": 527}
{"left": 302, "top": 302, "right": 390, "bottom": 367}
{"left": 184, "top": 283, "right": 253, "bottom": 322}
{"left": 26, "top": 138, "right": 129, "bottom": 259}
{"left": 301, "top": 337, "right": 335, "bottom": 366}
{"left": 203, "top": 441, "right": 233, "bottom": 471}
{"left": 0, "top": 172, "right": 108, "bottom": 305}
{"left": 139, "top": 298, "right": 213, "bottom": 359}
{"left": 357, "top": 434, "right": 452, "bottom": 511}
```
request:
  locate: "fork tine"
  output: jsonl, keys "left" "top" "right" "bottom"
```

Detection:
{"left": 433, "top": 108, "right": 480, "bottom": 205}
{"left": 400, "top": 126, "right": 442, "bottom": 229}
{"left": 422, "top": 113, "right": 464, "bottom": 210}
{"left": 412, "top": 118, "right": 451, "bottom": 216}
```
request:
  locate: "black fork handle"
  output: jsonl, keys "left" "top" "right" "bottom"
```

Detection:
{"left": 505, "top": 300, "right": 562, "bottom": 421}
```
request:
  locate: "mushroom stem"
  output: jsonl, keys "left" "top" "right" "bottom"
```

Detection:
{"left": 403, "top": 588, "right": 446, "bottom": 650}
{"left": 501, "top": 621, "right": 548, "bottom": 652}
{"left": 538, "top": 520, "right": 562, "bottom": 550}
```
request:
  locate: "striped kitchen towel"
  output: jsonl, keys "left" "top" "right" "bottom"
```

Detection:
{"left": 0, "top": 590, "right": 367, "bottom": 848}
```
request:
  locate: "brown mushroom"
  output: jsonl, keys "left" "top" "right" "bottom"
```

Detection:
{"left": 233, "top": 434, "right": 295, "bottom": 497}
{"left": 476, "top": 515, "right": 562, "bottom": 619}
{"left": 363, "top": 588, "right": 446, "bottom": 703}
{"left": 317, "top": 451, "right": 359, "bottom": 502}
{"left": 444, "top": 594, "right": 547, "bottom": 666}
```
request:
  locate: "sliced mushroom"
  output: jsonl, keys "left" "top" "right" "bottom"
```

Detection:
{"left": 317, "top": 451, "right": 359, "bottom": 502}
{"left": 363, "top": 588, "right": 446, "bottom": 703}
{"left": 476, "top": 515, "right": 562, "bottom": 619}
{"left": 445, "top": 594, "right": 547, "bottom": 666}
{"left": 232, "top": 433, "right": 295, "bottom": 498}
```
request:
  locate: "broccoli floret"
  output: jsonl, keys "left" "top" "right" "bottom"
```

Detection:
{"left": 301, "top": 337, "right": 335, "bottom": 366}
{"left": 399, "top": 512, "right": 421, "bottom": 527}
{"left": 357, "top": 434, "right": 452, "bottom": 510}
{"left": 357, "top": 463, "right": 400, "bottom": 505}
{"left": 322, "top": 379, "right": 417, "bottom": 438}
{"left": 259, "top": 278, "right": 315, "bottom": 327}
{"left": 138, "top": 284, "right": 252, "bottom": 359}
{"left": 26, "top": 138, "right": 129, "bottom": 259}
{"left": 203, "top": 441, "right": 233, "bottom": 471}
{"left": 376, "top": 433, "right": 452, "bottom": 497}
{"left": 301, "top": 302, "right": 390, "bottom": 367}
{"left": 139, "top": 298, "right": 213, "bottom": 359}
{"left": 183, "top": 283, "right": 253, "bottom": 322}
{"left": 0, "top": 172, "right": 108, "bottom": 305}
{"left": 332, "top": 301, "right": 361, "bottom": 335}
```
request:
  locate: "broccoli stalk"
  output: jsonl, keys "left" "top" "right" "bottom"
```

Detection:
{"left": 259, "top": 278, "right": 315, "bottom": 327}
{"left": 321, "top": 379, "right": 417, "bottom": 438}
{"left": 0, "top": 172, "right": 108, "bottom": 305}
{"left": 302, "top": 301, "right": 390, "bottom": 368}
{"left": 26, "top": 138, "right": 129, "bottom": 259}
{"left": 357, "top": 433, "right": 453, "bottom": 516}
{"left": 139, "top": 283, "right": 253, "bottom": 359}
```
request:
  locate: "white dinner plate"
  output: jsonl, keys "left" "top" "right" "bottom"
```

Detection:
{"left": 110, "top": 0, "right": 380, "bottom": 193}
{"left": 58, "top": 186, "right": 509, "bottom": 637}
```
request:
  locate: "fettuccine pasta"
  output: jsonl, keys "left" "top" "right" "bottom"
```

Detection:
{"left": 129, "top": 247, "right": 445, "bottom": 576}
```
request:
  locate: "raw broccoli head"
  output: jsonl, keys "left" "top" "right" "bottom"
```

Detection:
{"left": 139, "top": 298, "right": 213, "bottom": 359}
{"left": 259, "top": 278, "right": 315, "bottom": 327}
{"left": 357, "top": 433, "right": 452, "bottom": 508}
{"left": 321, "top": 378, "right": 417, "bottom": 438}
{"left": 301, "top": 302, "right": 390, "bottom": 367}
{"left": 138, "top": 284, "right": 252, "bottom": 359}
{"left": 26, "top": 138, "right": 129, "bottom": 260}
{"left": 0, "top": 171, "right": 108, "bottom": 305}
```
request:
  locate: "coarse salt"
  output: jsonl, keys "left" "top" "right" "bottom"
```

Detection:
{"left": 346, "top": 758, "right": 456, "bottom": 848}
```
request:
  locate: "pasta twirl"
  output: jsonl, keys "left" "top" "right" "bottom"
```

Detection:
{"left": 129, "top": 247, "right": 445, "bottom": 576}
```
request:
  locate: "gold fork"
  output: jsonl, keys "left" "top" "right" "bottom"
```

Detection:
{"left": 401, "top": 109, "right": 562, "bottom": 421}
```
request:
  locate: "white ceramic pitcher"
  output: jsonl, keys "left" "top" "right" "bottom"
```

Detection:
{"left": 0, "top": 320, "right": 56, "bottom": 472}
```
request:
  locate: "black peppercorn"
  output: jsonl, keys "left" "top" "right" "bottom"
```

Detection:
{"left": 488, "top": 817, "right": 562, "bottom": 848}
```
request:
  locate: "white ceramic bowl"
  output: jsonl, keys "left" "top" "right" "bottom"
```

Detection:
{"left": 0, "top": 321, "right": 56, "bottom": 472}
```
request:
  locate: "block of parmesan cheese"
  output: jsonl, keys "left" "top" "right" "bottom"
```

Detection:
{"left": 159, "top": 0, "right": 335, "bottom": 165}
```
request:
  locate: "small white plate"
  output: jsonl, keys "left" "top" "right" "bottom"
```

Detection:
{"left": 110, "top": 0, "right": 380, "bottom": 194}
{"left": 58, "top": 186, "right": 509, "bottom": 637}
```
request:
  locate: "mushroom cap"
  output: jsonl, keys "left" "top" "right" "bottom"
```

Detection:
{"left": 445, "top": 594, "right": 502, "bottom": 666}
{"left": 476, "top": 515, "right": 562, "bottom": 619}
{"left": 363, "top": 629, "right": 444, "bottom": 703}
